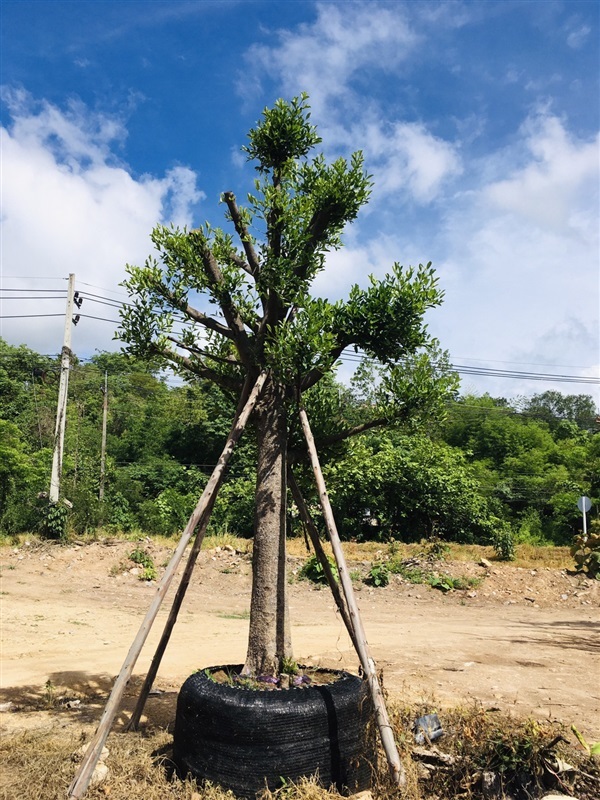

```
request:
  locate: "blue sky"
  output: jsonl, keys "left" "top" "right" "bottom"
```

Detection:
{"left": 1, "top": 0, "right": 598, "bottom": 400}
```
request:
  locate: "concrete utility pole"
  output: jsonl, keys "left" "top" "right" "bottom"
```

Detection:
{"left": 99, "top": 371, "right": 108, "bottom": 501}
{"left": 49, "top": 273, "right": 76, "bottom": 503}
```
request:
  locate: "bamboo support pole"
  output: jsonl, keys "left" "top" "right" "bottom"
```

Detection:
{"left": 68, "top": 371, "right": 268, "bottom": 799}
{"left": 127, "top": 513, "right": 208, "bottom": 731}
{"left": 288, "top": 469, "right": 357, "bottom": 650}
{"left": 128, "top": 377, "right": 258, "bottom": 730}
{"left": 299, "top": 407, "right": 405, "bottom": 787}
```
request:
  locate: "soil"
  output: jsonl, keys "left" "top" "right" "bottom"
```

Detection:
{"left": 1, "top": 538, "right": 599, "bottom": 743}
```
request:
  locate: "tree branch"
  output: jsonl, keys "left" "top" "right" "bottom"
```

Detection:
{"left": 300, "top": 343, "right": 347, "bottom": 392}
{"left": 154, "top": 284, "right": 234, "bottom": 340}
{"left": 188, "top": 230, "right": 254, "bottom": 366}
{"left": 165, "top": 335, "right": 242, "bottom": 368}
{"left": 222, "top": 192, "right": 261, "bottom": 277}
{"left": 149, "top": 342, "right": 243, "bottom": 394}
{"left": 294, "top": 204, "right": 343, "bottom": 280}
{"left": 318, "top": 416, "right": 391, "bottom": 448}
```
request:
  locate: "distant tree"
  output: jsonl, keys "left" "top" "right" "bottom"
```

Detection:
{"left": 441, "top": 393, "right": 598, "bottom": 544}
{"left": 520, "top": 391, "right": 598, "bottom": 432}
{"left": 119, "top": 97, "right": 456, "bottom": 675}
{"left": 324, "top": 431, "right": 497, "bottom": 543}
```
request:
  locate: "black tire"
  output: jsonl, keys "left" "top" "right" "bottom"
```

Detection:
{"left": 172, "top": 665, "right": 376, "bottom": 798}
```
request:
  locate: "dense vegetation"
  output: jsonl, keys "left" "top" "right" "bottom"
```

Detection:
{"left": 0, "top": 337, "right": 597, "bottom": 549}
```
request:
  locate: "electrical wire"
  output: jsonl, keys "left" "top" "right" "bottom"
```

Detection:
{"left": 0, "top": 313, "right": 65, "bottom": 319}
{"left": 0, "top": 296, "right": 68, "bottom": 300}
{"left": 2, "top": 291, "right": 598, "bottom": 386}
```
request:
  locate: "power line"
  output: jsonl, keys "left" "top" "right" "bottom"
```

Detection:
{"left": 77, "top": 281, "right": 129, "bottom": 298}
{"left": 0, "top": 313, "right": 65, "bottom": 319}
{"left": 77, "top": 313, "right": 122, "bottom": 324}
{"left": 0, "top": 276, "right": 67, "bottom": 280}
{"left": 0, "top": 296, "right": 69, "bottom": 300}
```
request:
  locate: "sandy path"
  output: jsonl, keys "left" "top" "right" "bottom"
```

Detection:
{"left": 1, "top": 540, "right": 598, "bottom": 740}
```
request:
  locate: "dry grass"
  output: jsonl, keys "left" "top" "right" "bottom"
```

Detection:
{"left": 3, "top": 530, "right": 573, "bottom": 572}
{"left": 2, "top": 702, "right": 598, "bottom": 800}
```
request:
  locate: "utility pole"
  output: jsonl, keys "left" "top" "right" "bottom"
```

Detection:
{"left": 49, "top": 273, "right": 77, "bottom": 503}
{"left": 99, "top": 371, "right": 108, "bottom": 501}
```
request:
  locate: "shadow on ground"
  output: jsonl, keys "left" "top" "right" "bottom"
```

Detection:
{"left": 0, "top": 670, "right": 179, "bottom": 731}
{"left": 511, "top": 618, "right": 600, "bottom": 654}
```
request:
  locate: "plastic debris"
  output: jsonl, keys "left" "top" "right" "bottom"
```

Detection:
{"left": 413, "top": 713, "right": 444, "bottom": 744}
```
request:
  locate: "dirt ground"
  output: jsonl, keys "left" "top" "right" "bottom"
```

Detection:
{"left": 1, "top": 538, "right": 599, "bottom": 745}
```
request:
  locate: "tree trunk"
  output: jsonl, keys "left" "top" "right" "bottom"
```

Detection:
{"left": 243, "top": 377, "right": 291, "bottom": 675}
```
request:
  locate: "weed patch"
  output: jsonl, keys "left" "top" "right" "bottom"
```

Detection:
{"left": 298, "top": 554, "right": 338, "bottom": 585}
{"left": 387, "top": 557, "right": 480, "bottom": 593}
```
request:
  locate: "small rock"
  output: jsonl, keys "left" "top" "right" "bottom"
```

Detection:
{"left": 0, "top": 702, "right": 15, "bottom": 712}
{"left": 540, "top": 795, "right": 580, "bottom": 799}
{"left": 74, "top": 745, "right": 109, "bottom": 762}
{"left": 480, "top": 558, "right": 492, "bottom": 568}
{"left": 481, "top": 770, "right": 503, "bottom": 798}
{"left": 412, "top": 745, "right": 456, "bottom": 765}
{"left": 467, "top": 591, "right": 477, "bottom": 598}
{"left": 90, "top": 762, "right": 109, "bottom": 785}
{"left": 416, "top": 762, "right": 435, "bottom": 779}
{"left": 560, "top": 594, "right": 568, "bottom": 600}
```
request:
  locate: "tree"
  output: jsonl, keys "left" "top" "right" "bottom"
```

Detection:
{"left": 520, "top": 391, "right": 598, "bottom": 432}
{"left": 324, "top": 431, "right": 497, "bottom": 544}
{"left": 119, "top": 95, "right": 456, "bottom": 676}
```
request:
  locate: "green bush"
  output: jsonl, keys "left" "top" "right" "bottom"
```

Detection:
{"left": 366, "top": 561, "right": 390, "bottom": 587}
{"left": 298, "top": 553, "right": 338, "bottom": 584}
{"left": 209, "top": 477, "right": 255, "bottom": 537}
{"left": 492, "top": 523, "right": 516, "bottom": 561}
{"left": 42, "top": 502, "right": 68, "bottom": 540}
{"left": 129, "top": 547, "right": 157, "bottom": 581}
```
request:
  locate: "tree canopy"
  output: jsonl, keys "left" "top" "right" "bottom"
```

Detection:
{"left": 118, "top": 95, "right": 455, "bottom": 427}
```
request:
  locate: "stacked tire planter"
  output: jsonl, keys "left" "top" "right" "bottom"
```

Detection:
{"left": 172, "top": 666, "right": 376, "bottom": 798}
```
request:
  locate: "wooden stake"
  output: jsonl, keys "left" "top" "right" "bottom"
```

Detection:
{"left": 299, "top": 407, "right": 405, "bottom": 787}
{"left": 128, "top": 375, "right": 262, "bottom": 730}
{"left": 288, "top": 469, "right": 357, "bottom": 650}
{"left": 68, "top": 371, "right": 268, "bottom": 799}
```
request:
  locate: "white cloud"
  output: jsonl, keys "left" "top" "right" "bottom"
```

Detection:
{"left": 566, "top": 22, "right": 591, "bottom": 50}
{"left": 243, "top": 3, "right": 461, "bottom": 205}
{"left": 0, "top": 91, "right": 203, "bottom": 356}
{"left": 485, "top": 113, "right": 599, "bottom": 234}
{"left": 312, "top": 110, "right": 599, "bottom": 397}
{"left": 245, "top": 2, "right": 418, "bottom": 117}
{"left": 423, "top": 113, "right": 599, "bottom": 395}
{"left": 364, "top": 120, "right": 463, "bottom": 202}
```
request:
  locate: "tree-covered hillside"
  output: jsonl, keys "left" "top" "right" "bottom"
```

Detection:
{"left": 0, "top": 337, "right": 597, "bottom": 548}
